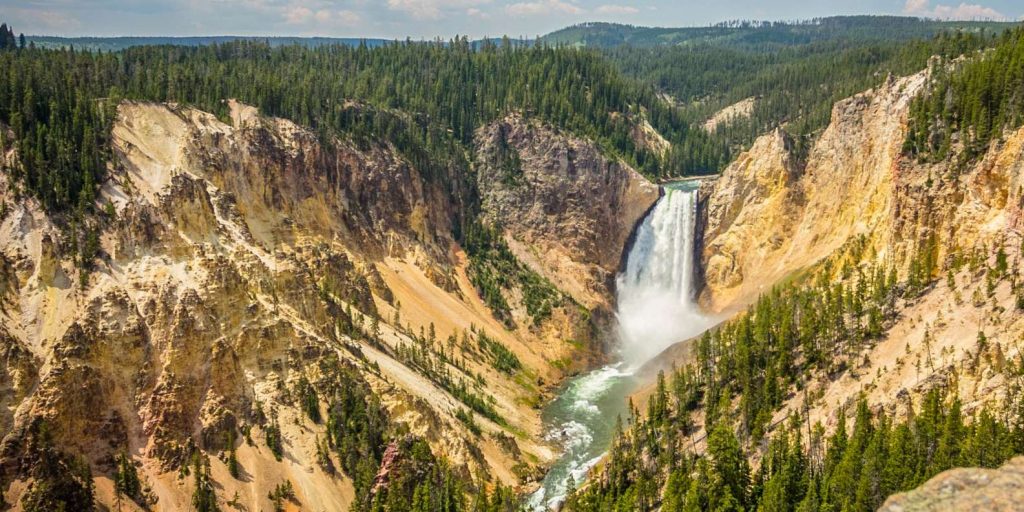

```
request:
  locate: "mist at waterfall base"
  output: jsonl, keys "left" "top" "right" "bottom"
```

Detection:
{"left": 529, "top": 183, "right": 712, "bottom": 510}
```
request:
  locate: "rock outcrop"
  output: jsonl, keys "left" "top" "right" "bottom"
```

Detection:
{"left": 693, "top": 64, "right": 1024, "bottom": 494}
{"left": 880, "top": 457, "right": 1024, "bottom": 511}
{"left": 476, "top": 115, "right": 660, "bottom": 309}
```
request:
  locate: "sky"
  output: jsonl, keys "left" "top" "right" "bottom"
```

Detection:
{"left": 1, "top": 0, "right": 1022, "bottom": 39}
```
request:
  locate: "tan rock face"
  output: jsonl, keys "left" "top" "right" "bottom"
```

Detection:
{"left": 692, "top": 65, "right": 1024, "bottom": 490}
{"left": 700, "top": 67, "right": 1024, "bottom": 314}
{"left": 698, "top": 71, "right": 935, "bottom": 312}
{"left": 0, "top": 100, "right": 656, "bottom": 509}
{"left": 698, "top": 128, "right": 800, "bottom": 304}
{"left": 880, "top": 457, "right": 1024, "bottom": 512}
{"left": 0, "top": 99, "right": 655, "bottom": 507}
{"left": 475, "top": 115, "right": 660, "bottom": 309}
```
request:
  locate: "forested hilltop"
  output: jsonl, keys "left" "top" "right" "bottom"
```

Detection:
{"left": 542, "top": 17, "right": 1012, "bottom": 48}
{"left": 547, "top": 17, "right": 1020, "bottom": 169}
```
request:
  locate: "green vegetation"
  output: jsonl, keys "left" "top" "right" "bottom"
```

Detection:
{"left": 0, "top": 23, "right": 22, "bottom": 51}
{"left": 455, "top": 407, "right": 483, "bottom": 436}
{"left": 543, "top": 18, "right": 1013, "bottom": 171}
{"left": 477, "top": 331, "right": 522, "bottom": 374}
{"left": 491, "top": 124, "right": 525, "bottom": 186}
{"left": 268, "top": 480, "right": 295, "bottom": 512}
{"left": 906, "top": 26, "right": 1024, "bottom": 164}
{"left": 190, "top": 454, "right": 219, "bottom": 512}
{"left": 464, "top": 221, "right": 565, "bottom": 327}
{"left": 114, "top": 452, "right": 143, "bottom": 505}
{"left": 297, "top": 376, "right": 322, "bottom": 424}
{"left": 542, "top": 17, "right": 1013, "bottom": 48}
{"left": 19, "top": 419, "right": 95, "bottom": 512}
{"left": 566, "top": 235, "right": 1024, "bottom": 511}
{"left": 264, "top": 413, "right": 283, "bottom": 462}
{"left": 568, "top": 387, "right": 1024, "bottom": 512}
{"left": 0, "top": 34, "right": 699, "bottom": 225}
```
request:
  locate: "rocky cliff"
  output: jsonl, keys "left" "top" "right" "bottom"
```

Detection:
{"left": 699, "top": 71, "right": 930, "bottom": 312}
{"left": 880, "top": 456, "right": 1024, "bottom": 511}
{"left": 0, "top": 101, "right": 657, "bottom": 510}
{"left": 475, "top": 115, "right": 660, "bottom": 310}
{"left": 695, "top": 66, "right": 1024, "bottom": 449}
{"left": 700, "top": 68, "right": 1023, "bottom": 313}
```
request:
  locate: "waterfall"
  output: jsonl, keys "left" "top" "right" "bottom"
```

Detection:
{"left": 616, "top": 183, "right": 709, "bottom": 368}
{"left": 528, "top": 182, "right": 711, "bottom": 511}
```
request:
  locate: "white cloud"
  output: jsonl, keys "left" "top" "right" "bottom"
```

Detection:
{"left": 505, "top": 0, "right": 583, "bottom": 17}
{"left": 6, "top": 7, "right": 82, "bottom": 31}
{"left": 903, "top": 0, "right": 929, "bottom": 13}
{"left": 312, "top": 9, "right": 361, "bottom": 25}
{"left": 283, "top": 5, "right": 313, "bottom": 24}
{"left": 903, "top": 0, "right": 1007, "bottom": 20}
{"left": 387, "top": 0, "right": 491, "bottom": 20}
{"left": 595, "top": 4, "right": 640, "bottom": 15}
{"left": 467, "top": 7, "right": 490, "bottom": 19}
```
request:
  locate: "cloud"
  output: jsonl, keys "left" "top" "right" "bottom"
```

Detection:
{"left": 313, "top": 9, "right": 361, "bottom": 25}
{"left": 594, "top": 4, "right": 640, "bottom": 15}
{"left": 505, "top": 0, "right": 583, "bottom": 17}
{"left": 281, "top": 2, "right": 361, "bottom": 27}
{"left": 6, "top": 7, "right": 82, "bottom": 32}
{"left": 283, "top": 5, "right": 314, "bottom": 24}
{"left": 387, "top": 0, "right": 491, "bottom": 20}
{"left": 466, "top": 7, "right": 490, "bottom": 19}
{"left": 902, "top": 0, "right": 1007, "bottom": 20}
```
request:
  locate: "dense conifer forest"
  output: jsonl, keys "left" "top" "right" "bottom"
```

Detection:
{"left": 0, "top": 35, "right": 703, "bottom": 219}
{"left": 906, "top": 26, "right": 1024, "bottom": 163}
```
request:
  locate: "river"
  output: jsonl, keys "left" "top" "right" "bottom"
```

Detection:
{"left": 528, "top": 181, "right": 713, "bottom": 510}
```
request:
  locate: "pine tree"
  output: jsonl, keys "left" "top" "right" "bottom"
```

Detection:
{"left": 191, "top": 454, "right": 219, "bottom": 512}
{"left": 114, "top": 452, "right": 142, "bottom": 504}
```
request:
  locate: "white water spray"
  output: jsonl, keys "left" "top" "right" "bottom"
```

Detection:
{"left": 528, "top": 183, "right": 711, "bottom": 511}
{"left": 616, "top": 184, "right": 710, "bottom": 368}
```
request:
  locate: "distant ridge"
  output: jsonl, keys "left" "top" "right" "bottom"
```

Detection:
{"left": 540, "top": 16, "right": 1020, "bottom": 48}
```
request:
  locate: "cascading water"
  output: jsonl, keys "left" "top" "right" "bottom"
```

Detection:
{"left": 616, "top": 183, "right": 708, "bottom": 368}
{"left": 528, "top": 182, "right": 711, "bottom": 511}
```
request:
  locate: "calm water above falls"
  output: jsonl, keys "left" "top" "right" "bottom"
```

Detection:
{"left": 528, "top": 182, "right": 713, "bottom": 511}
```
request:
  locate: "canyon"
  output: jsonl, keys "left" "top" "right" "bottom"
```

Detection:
{"left": 1, "top": 42, "right": 1023, "bottom": 512}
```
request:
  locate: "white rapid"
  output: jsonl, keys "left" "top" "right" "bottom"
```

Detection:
{"left": 528, "top": 182, "right": 711, "bottom": 511}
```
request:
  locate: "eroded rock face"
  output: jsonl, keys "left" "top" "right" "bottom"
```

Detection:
{"left": 699, "top": 73, "right": 926, "bottom": 311}
{"left": 881, "top": 457, "right": 1024, "bottom": 512}
{"left": 688, "top": 67, "right": 1024, "bottom": 512}
{"left": 475, "top": 115, "right": 660, "bottom": 309}
{"left": 0, "top": 100, "right": 658, "bottom": 509}
{"left": 698, "top": 128, "right": 800, "bottom": 301}
{"left": 698, "top": 68, "right": 1024, "bottom": 313}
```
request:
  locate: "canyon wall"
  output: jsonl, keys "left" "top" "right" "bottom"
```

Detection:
{"left": 696, "top": 67, "right": 1024, "bottom": 440}
{"left": 0, "top": 101, "right": 657, "bottom": 509}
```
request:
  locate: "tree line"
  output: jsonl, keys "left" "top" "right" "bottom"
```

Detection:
{"left": 0, "top": 33, "right": 714, "bottom": 224}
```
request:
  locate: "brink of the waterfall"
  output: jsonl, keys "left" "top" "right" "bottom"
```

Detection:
{"left": 616, "top": 182, "right": 712, "bottom": 369}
